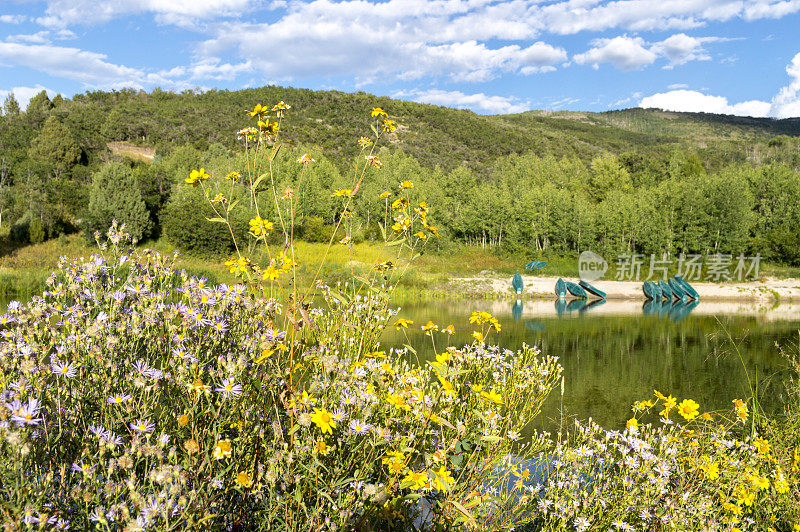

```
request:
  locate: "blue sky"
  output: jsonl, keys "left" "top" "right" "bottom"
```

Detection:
{"left": 1, "top": 0, "right": 799, "bottom": 117}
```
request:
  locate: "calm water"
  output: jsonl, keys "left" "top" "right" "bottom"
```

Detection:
{"left": 4, "top": 293, "right": 795, "bottom": 434}
{"left": 382, "top": 298, "right": 799, "bottom": 433}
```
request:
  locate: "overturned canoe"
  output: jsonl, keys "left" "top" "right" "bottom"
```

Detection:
{"left": 565, "top": 281, "right": 588, "bottom": 299}
{"left": 674, "top": 275, "right": 699, "bottom": 300}
{"left": 579, "top": 280, "right": 607, "bottom": 299}
{"left": 555, "top": 278, "right": 567, "bottom": 298}
{"left": 652, "top": 282, "right": 663, "bottom": 302}
{"left": 658, "top": 280, "right": 673, "bottom": 301}
{"left": 512, "top": 273, "right": 524, "bottom": 294}
{"left": 668, "top": 278, "right": 688, "bottom": 301}
{"left": 642, "top": 280, "right": 656, "bottom": 300}
{"left": 525, "top": 260, "right": 548, "bottom": 271}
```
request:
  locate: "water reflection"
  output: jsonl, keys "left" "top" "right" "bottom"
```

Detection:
{"left": 385, "top": 298, "right": 798, "bottom": 433}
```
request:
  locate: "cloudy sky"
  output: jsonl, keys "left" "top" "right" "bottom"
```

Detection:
{"left": 1, "top": 0, "right": 799, "bottom": 117}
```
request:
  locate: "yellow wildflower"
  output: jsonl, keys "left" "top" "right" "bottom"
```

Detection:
{"left": 399, "top": 180, "right": 413, "bottom": 189}
{"left": 272, "top": 101, "right": 291, "bottom": 117}
{"left": 213, "top": 440, "right": 231, "bottom": 460}
{"left": 371, "top": 107, "right": 388, "bottom": 118}
{"left": 626, "top": 418, "right": 638, "bottom": 430}
{"left": 677, "top": 399, "right": 700, "bottom": 421}
{"left": 331, "top": 189, "right": 352, "bottom": 198}
{"left": 185, "top": 168, "right": 210, "bottom": 186}
{"left": 432, "top": 466, "right": 454, "bottom": 492}
{"left": 422, "top": 321, "right": 438, "bottom": 332}
{"left": 314, "top": 440, "right": 330, "bottom": 456}
{"left": 365, "top": 155, "right": 382, "bottom": 168}
{"left": 733, "top": 398, "right": 749, "bottom": 422}
{"left": 481, "top": 389, "right": 503, "bottom": 406}
{"left": 382, "top": 119, "right": 397, "bottom": 133}
{"left": 262, "top": 266, "right": 281, "bottom": 281}
{"left": 358, "top": 136, "right": 372, "bottom": 148}
{"left": 224, "top": 171, "right": 240, "bottom": 180}
{"left": 435, "top": 351, "right": 450, "bottom": 364}
{"left": 246, "top": 103, "right": 266, "bottom": 119}
{"left": 394, "top": 318, "right": 413, "bottom": 330}
{"left": 443, "top": 324, "right": 455, "bottom": 335}
{"left": 297, "top": 153, "right": 314, "bottom": 164}
{"left": 188, "top": 378, "right": 210, "bottom": 393}
{"left": 310, "top": 408, "right": 336, "bottom": 434}
{"left": 178, "top": 414, "right": 189, "bottom": 427}
{"left": 249, "top": 217, "right": 273, "bottom": 236}
{"left": 235, "top": 471, "right": 252, "bottom": 488}
{"left": 403, "top": 471, "right": 428, "bottom": 490}
{"left": 379, "top": 190, "right": 391, "bottom": 198}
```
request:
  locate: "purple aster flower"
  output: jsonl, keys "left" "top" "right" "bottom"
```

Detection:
{"left": 108, "top": 393, "right": 132, "bottom": 405}
{"left": 349, "top": 419, "right": 371, "bottom": 435}
{"left": 130, "top": 419, "right": 154, "bottom": 433}
{"left": 0, "top": 314, "right": 16, "bottom": 325}
{"left": 11, "top": 398, "right": 41, "bottom": 426}
{"left": 215, "top": 378, "right": 243, "bottom": 397}
{"left": 212, "top": 320, "right": 229, "bottom": 333}
{"left": 332, "top": 409, "right": 348, "bottom": 423}
{"left": 51, "top": 362, "right": 79, "bottom": 378}
{"left": 71, "top": 460, "right": 96, "bottom": 475}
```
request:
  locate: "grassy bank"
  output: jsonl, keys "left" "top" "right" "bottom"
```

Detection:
{"left": 1, "top": 233, "right": 800, "bottom": 300}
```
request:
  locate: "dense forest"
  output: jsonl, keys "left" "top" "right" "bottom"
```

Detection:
{"left": 1, "top": 85, "right": 800, "bottom": 264}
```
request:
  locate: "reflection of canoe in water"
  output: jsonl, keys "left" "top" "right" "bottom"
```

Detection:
{"left": 580, "top": 298, "right": 606, "bottom": 313}
{"left": 512, "top": 273, "right": 524, "bottom": 294}
{"left": 565, "top": 281, "right": 587, "bottom": 299}
{"left": 566, "top": 299, "right": 587, "bottom": 312}
{"left": 555, "top": 278, "right": 567, "bottom": 298}
{"left": 668, "top": 278, "right": 688, "bottom": 301}
{"left": 658, "top": 280, "right": 673, "bottom": 301}
{"left": 525, "top": 260, "right": 547, "bottom": 271}
{"left": 554, "top": 298, "right": 567, "bottom": 315}
{"left": 512, "top": 299, "right": 523, "bottom": 321}
{"left": 642, "top": 299, "right": 660, "bottom": 315}
{"left": 643, "top": 281, "right": 656, "bottom": 300}
{"left": 579, "top": 280, "right": 606, "bottom": 299}
{"left": 674, "top": 275, "right": 699, "bottom": 300}
{"left": 669, "top": 300, "right": 699, "bottom": 322}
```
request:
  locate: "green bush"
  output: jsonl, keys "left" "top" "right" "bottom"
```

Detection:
{"left": 85, "top": 162, "right": 153, "bottom": 242}
{"left": 161, "top": 183, "right": 249, "bottom": 256}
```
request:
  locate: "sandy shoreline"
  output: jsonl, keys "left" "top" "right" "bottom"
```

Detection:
{"left": 449, "top": 274, "right": 800, "bottom": 301}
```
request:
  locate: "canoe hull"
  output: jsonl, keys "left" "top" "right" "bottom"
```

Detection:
{"left": 555, "top": 278, "right": 567, "bottom": 298}
{"left": 565, "top": 281, "right": 588, "bottom": 299}
{"left": 579, "top": 280, "right": 607, "bottom": 299}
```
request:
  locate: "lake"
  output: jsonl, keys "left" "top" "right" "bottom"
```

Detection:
{"left": 382, "top": 298, "right": 799, "bottom": 433}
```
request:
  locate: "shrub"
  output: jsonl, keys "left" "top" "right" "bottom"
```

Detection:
{"left": 161, "top": 183, "right": 249, "bottom": 256}
{"left": 85, "top": 162, "right": 152, "bottom": 242}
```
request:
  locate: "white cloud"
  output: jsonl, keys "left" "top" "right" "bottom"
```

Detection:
{"left": 0, "top": 15, "right": 27, "bottom": 24}
{"left": 0, "top": 42, "right": 173, "bottom": 88}
{"left": 574, "top": 36, "right": 657, "bottom": 71}
{"left": 640, "top": 89, "right": 771, "bottom": 116}
{"left": 668, "top": 83, "right": 689, "bottom": 89}
{"left": 395, "top": 89, "right": 530, "bottom": 114}
{"left": 0, "top": 85, "right": 57, "bottom": 109}
{"left": 639, "top": 51, "right": 800, "bottom": 118}
{"left": 770, "top": 51, "right": 800, "bottom": 118}
{"left": 39, "top": 0, "right": 257, "bottom": 26}
{"left": 650, "top": 33, "right": 713, "bottom": 68}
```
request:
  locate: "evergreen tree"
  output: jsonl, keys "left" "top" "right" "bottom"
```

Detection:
{"left": 2, "top": 93, "right": 20, "bottom": 117}
{"left": 28, "top": 116, "right": 81, "bottom": 177}
{"left": 25, "top": 90, "right": 53, "bottom": 128}
{"left": 86, "top": 162, "right": 152, "bottom": 242}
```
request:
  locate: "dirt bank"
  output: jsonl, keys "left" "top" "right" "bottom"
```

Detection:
{"left": 448, "top": 274, "right": 800, "bottom": 301}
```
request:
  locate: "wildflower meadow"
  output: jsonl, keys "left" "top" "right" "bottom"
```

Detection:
{"left": 0, "top": 105, "right": 798, "bottom": 531}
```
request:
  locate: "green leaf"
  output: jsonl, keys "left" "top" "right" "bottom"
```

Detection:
{"left": 252, "top": 173, "right": 269, "bottom": 190}
{"left": 450, "top": 500, "right": 476, "bottom": 521}
{"left": 205, "top": 217, "right": 227, "bottom": 224}
{"left": 226, "top": 198, "right": 240, "bottom": 213}
{"left": 387, "top": 238, "right": 405, "bottom": 247}
{"left": 378, "top": 222, "right": 387, "bottom": 241}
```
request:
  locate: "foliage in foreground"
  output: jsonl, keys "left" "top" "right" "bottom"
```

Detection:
{"left": 0, "top": 103, "right": 799, "bottom": 532}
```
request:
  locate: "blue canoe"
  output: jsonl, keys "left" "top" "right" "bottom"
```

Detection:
{"left": 668, "top": 278, "right": 688, "bottom": 301}
{"left": 579, "top": 280, "right": 606, "bottom": 299}
{"left": 652, "top": 282, "right": 663, "bottom": 301}
{"left": 642, "top": 280, "right": 656, "bottom": 300}
{"left": 512, "top": 273, "right": 524, "bottom": 294}
{"left": 673, "top": 275, "right": 700, "bottom": 300}
{"left": 658, "top": 280, "right": 673, "bottom": 301}
{"left": 565, "top": 281, "right": 588, "bottom": 299}
{"left": 555, "top": 278, "right": 567, "bottom": 298}
{"left": 525, "top": 260, "right": 548, "bottom": 271}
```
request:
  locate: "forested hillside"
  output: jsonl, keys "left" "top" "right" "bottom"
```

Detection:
{"left": 1, "top": 86, "right": 800, "bottom": 265}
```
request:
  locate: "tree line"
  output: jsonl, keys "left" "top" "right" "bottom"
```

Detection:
{"left": 1, "top": 88, "right": 799, "bottom": 264}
